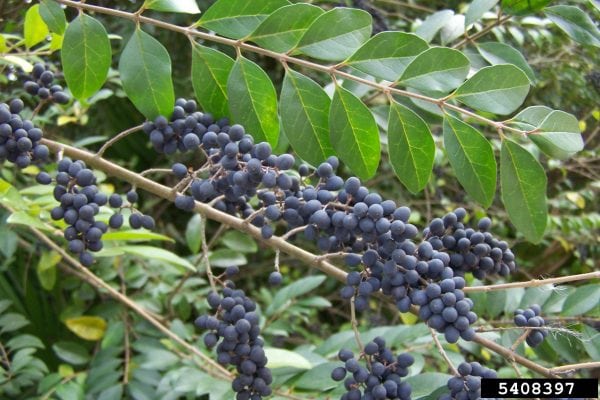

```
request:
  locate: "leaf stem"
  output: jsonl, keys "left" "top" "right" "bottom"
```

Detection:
{"left": 95, "top": 123, "right": 145, "bottom": 157}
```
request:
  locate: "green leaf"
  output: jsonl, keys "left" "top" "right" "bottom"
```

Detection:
{"left": 0, "top": 313, "right": 29, "bottom": 333}
{"left": 297, "top": 8, "right": 372, "bottom": 61}
{"left": 477, "top": 42, "right": 536, "bottom": 83}
{"left": 387, "top": 101, "right": 434, "bottom": 193}
{"left": 61, "top": 14, "right": 111, "bottom": 100}
{"left": 120, "top": 246, "right": 195, "bottom": 271}
{"left": 7, "top": 211, "right": 53, "bottom": 231}
{"left": 247, "top": 4, "right": 323, "bottom": 53}
{"left": 6, "top": 334, "right": 44, "bottom": 350}
{"left": 266, "top": 275, "right": 327, "bottom": 315}
{"left": 264, "top": 348, "right": 312, "bottom": 369}
{"left": 581, "top": 325, "right": 600, "bottom": 360}
{"left": 0, "top": 35, "right": 6, "bottom": 53}
{"left": 398, "top": 47, "right": 470, "bottom": 93}
{"left": 101, "top": 321, "right": 124, "bottom": 349}
{"left": 191, "top": 44, "right": 234, "bottom": 119}
{"left": 220, "top": 230, "right": 257, "bottom": 253}
{"left": 280, "top": 69, "right": 334, "bottom": 166}
{"left": 329, "top": 85, "right": 380, "bottom": 180}
{"left": 24, "top": 5, "right": 49, "bottom": 49}
{"left": 562, "top": 284, "right": 600, "bottom": 316}
{"left": 102, "top": 230, "right": 174, "bottom": 242}
{"left": 466, "top": 0, "right": 499, "bottom": 26}
{"left": 511, "top": 105, "right": 552, "bottom": 128}
{"left": 39, "top": 0, "right": 67, "bottom": 35}
{"left": 227, "top": 57, "right": 279, "bottom": 146}
{"left": 119, "top": 28, "right": 174, "bottom": 120}
{"left": 501, "top": 0, "right": 552, "bottom": 15}
{"left": 453, "top": 64, "right": 530, "bottom": 115}
{"left": 65, "top": 316, "right": 107, "bottom": 341}
{"left": 208, "top": 249, "right": 247, "bottom": 267}
{"left": 185, "top": 213, "right": 203, "bottom": 254}
{"left": 545, "top": 5, "right": 600, "bottom": 47}
{"left": 346, "top": 32, "right": 429, "bottom": 81}
{"left": 198, "top": 0, "right": 291, "bottom": 39}
{"left": 443, "top": 115, "right": 497, "bottom": 207}
{"left": 500, "top": 139, "right": 547, "bottom": 242}
{"left": 37, "top": 250, "right": 60, "bottom": 291}
{"left": 530, "top": 110, "right": 584, "bottom": 159}
{"left": 294, "top": 362, "right": 340, "bottom": 391}
{"left": 415, "top": 10, "right": 454, "bottom": 42}
{"left": 52, "top": 341, "right": 90, "bottom": 366}
{"left": 405, "top": 373, "right": 454, "bottom": 399}
{"left": 144, "top": 0, "right": 200, "bottom": 14}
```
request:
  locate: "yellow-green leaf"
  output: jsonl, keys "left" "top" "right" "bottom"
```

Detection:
{"left": 65, "top": 316, "right": 107, "bottom": 341}
{"left": 24, "top": 5, "right": 49, "bottom": 49}
{"left": 37, "top": 250, "right": 61, "bottom": 291}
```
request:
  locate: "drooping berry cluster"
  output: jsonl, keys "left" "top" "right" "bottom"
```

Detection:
{"left": 40, "top": 158, "right": 108, "bottom": 266}
{"left": 337, "top": 208, "right": 479, "bottom": 342}
{"left": 22, "top": 63, "right": 70, "bottom": 104}
{"left": 514, "top": 304, "right": 548, "bottom": 347}
{"left": 38, "top": 159, "right": 155, "bottom": 266}
{"left": 331, "top": 337, "right": 413, "bottom": 400}
{"left": 0, "top": 100, "right": 49, "bottom": 168}
{"left": 195, "top": 285, "right": 272, "bottom": 399}
{"left": 140, "top": 104, "right": 519, "bottom": 341}
{"left": 439, "top": 362, "right": 498, "bottom": 400}
{"left": 424, "top": 213, "right": 516, "bottom": 279}
{"left": 142, "top": 98, "right": 229, "bottom": 154}
{"left": 107, "top": 190, "right": 155, "bottom": 231}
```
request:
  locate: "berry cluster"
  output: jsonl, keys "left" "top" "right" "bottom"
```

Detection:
{"left": 331, "top": 337, "right": 413, "bottom": 400}
{"left": 0, "top": 100, "right": 49, "bottom": 168}
{"left": 514, "top": 304, "right": 548, "bottom": 347}
{"left": 424, "top": 213, "right": 516, "bottom": 279}
{"left": 439, "top": 362, "right": 498, "bottom": 400}
{"left": 337, "top": 209, "right": 479, "bottom": 342}
{"left": 142, "top": 98, "right": 229, "bottom": 154}
{"left": 22, "top": 63, "right": 70, "bottom": 104}
{"left": 37, "top": 158, "right": 155, "bottom": 266}
{"left": 107, "top": 190, "right": 155, "bottom": 231}
{"left": 417, "top": 279, "right": 477, "bottom": 343}
{"left": 140, "top": 105, "right": 518, "bottom": 341}
{"left": 195, "top": 285, "right": 272, "bottom": 399}
{"left": 39, "top": 158, "right": 108, "bottom": 266}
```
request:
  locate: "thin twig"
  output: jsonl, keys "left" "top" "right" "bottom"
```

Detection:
{"left": 139, "top": 168, "right": 172, "bottom": 177}
{"left": 429, "top": 327, "right": 459, "bottom": 376}
{"left": 511, "top": 329, "right": 531, "bottom": 352}
{"left": 464, "top": 271, "right": 600, "bottom": 292}
{"left": 350, "top": 296, "right": 364, "bottom": 352}
{"left": 476, "top": 325, "right": 580, "bottom": 338}
{"left": 96, "top": 123, "right": 144, "bottom": 157}
{"left": 20, "top": 219, "right": 231, "bottom": 379}
{"left": 549, "top": 361, "right": 600, "bottom": 374}
{"left": 454, "top": 15, "right": 512, "bottom": 48}
{"left": 200, "top": 217, "right": 217, "bottom": 291}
